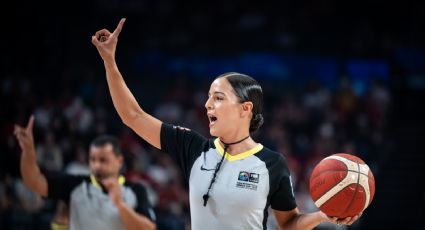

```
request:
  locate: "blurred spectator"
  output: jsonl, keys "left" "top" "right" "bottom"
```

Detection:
{"left": 65, "top": 144, "right": 90, "bottom": 176}
{"left": 36, "top": 132, "right": 63, "bottom": 173}
{"left": 64, "top": 97, "right": 94, "bottom": 134}
{"left": 303, "top": 80, "right": 331, "bottom": 112}
{"left": 335, "top": 77, "right": 358, "bottom": 116}
{"left": 13, "top": 179, "right": 44, "bottom": 214}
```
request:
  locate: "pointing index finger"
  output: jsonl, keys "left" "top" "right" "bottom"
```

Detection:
{"left": 26, "top": 115, "right": 34, "bottom": 132}
{"left": 112, "top": 18, "right": 126, "bottom": 37}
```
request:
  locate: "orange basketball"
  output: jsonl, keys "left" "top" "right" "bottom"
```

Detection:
{"left": 309, "top": 153, "right": 375, "bottom": 218}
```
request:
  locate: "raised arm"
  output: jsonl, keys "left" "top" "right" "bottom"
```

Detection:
{"left": 91, "top": 18, "right": 162, "bottom": 149}
{"left": 14, "top": 115, "right": 48, "bottom": 197}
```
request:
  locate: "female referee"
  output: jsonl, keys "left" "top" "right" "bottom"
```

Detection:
{"left": 91, "top": 18, "right": 361, "bottom": 229}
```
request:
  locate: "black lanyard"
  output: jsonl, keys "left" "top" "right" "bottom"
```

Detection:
{"left": 203, "top": 135, "right": 250, "bottom": 207}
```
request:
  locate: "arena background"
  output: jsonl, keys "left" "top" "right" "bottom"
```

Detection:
{"left": 1, "top": 0, "right": 424, "bottom": 229}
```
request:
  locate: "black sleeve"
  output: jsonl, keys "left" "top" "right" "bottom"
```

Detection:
{"left": 160, "top": 123, "right": 208, "bottom": 180}
{"left": 269, "top": 155, "right": 297, "bottom": 211}
{"left": 127, "top": 182, "right": 156, "bottom": 222}
{"left": 46, "top": 174, "right": 86, "bottom": 204}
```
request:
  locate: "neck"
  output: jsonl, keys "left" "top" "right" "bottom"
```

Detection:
{"left": 218, "top": 135, "right": 257, "bottom": 156}
{"left": 220, "top": 135, "right": 250, "bottom": 146}
{"left": 219, "top": 130, "right": 251, "bottom": 144}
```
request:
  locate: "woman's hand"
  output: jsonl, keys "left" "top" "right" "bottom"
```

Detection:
{"left": 91, "top": 18, "right": 126, "bottom": 63}
{"left": 318, "top": 211, "right": 362, "bottom": 226}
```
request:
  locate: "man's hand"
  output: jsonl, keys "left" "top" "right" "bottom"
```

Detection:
{"left": 14, "top": 115, "right": 36, "bottom": 154}
{"left": 103, "top": 178, "right": 156, "bottom": 230}
{"left": 102, "top": 178, "right": 123, "bottom": 207}
{"left": 15, "top": 115, "right": 48, "bottom": 197}
{"left": 91, "top": 18, "right": 126, "bottom": 63}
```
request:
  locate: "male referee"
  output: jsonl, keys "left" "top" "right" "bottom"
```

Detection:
{"left": 14, "top": 116, "right": 156, "bottom": 230}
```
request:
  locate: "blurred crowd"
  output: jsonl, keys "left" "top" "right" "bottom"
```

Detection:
{"left": 0, "top": 70, "right": 391, "bottom": 229}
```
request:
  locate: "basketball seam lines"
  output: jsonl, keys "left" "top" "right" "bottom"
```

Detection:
{"left": 314, "top": 183, "right": 353, "bottom": 214}
{"left": 314, "top": 171, "right": 356, "bottom": 208}
{"left": 311, "top": 169, "right": 369, "bottom": 180}
{"left": 340, "top": 162, "right": 361, "bottom": 217}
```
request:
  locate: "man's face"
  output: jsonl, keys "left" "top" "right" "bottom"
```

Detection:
{"left": 89, "top": 143, "right": 123, "bottom": 181}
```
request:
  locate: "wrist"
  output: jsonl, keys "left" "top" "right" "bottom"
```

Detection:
{"left": 103, "top": 58, "right": 116, "bottom": 66}
{"left": 23, "top": 148, "right": 37, "bottom": 157}
{"left": 115, "top": 200, "right": 126, "bottom": 210}
{"left": 314, "top": 211, "right": 329, "bottom": 223}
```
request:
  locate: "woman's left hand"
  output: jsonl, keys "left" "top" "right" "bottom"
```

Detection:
{"left": 319, "top": 211, "right": 362, "bottom": 226}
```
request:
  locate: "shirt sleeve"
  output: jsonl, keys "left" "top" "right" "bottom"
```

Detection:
{"left": 46, "top": 173, "right": 86, "bottom": 204}
{"left": 160, "top": 123, "right": 208, "bottom": 180}
{"left": 269, "top": 155, "right": 297, "bottom": 211}
{"left": 127, "top": 182, "right": 156, "bottom": 222}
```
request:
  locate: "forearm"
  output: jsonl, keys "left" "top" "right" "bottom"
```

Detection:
{"left": 116, "top": 202, "right": 155, "bottom": 230}
{"left": 104, "top": 60, "right": 145, "bottom": 124}
{"left": 280, "top": 211, "right": 326, "bottom": 230}
{"left": 103, "top": 60, "right": 163, "bottom": 149}
{"left": 20, "top": 150, "right": 47, "bottom": 197}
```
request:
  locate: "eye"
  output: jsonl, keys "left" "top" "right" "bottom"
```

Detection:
{"left": 215, "top": 96, "right": 223, "bottom": 101}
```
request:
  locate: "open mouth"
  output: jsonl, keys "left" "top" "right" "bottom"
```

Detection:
{"left": 208, "top": 114, "right": 218, "bottom": 126}
{"left": 94, "top": 173, "right": 104, "bottom": 181}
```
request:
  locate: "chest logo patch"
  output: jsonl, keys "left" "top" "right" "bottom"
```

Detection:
{"left": 238, "top": 171, "right": 250, "bottom": 181}
{"left": 238, "top": 171, "right": 259, "bottom": 183}
{"left": 237, "top": 171, "right": 260, "bottom": 191}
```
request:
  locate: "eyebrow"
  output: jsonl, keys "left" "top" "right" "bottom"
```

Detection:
{"left": 208, "top": 91, "right": 226, "bottom": 96}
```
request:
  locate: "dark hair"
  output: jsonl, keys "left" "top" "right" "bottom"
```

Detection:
{"left": 90, "top": 135, "right": 122, "bottom": 156}
{"left": 217, "top": 72, "right": 264, "bottom": 132}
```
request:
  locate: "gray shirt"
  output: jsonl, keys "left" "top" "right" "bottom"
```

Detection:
{"left": 47, "top": 174, "right": 155, "bottom": 230}
{"left": 161, "top": 123, "right": 296, "bottom": 230}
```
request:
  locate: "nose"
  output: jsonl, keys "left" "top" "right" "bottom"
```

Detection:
{"left": 205, "top": 97, "right": 213, "bottom": 110}
{"left": 91, "top": 160, "right": 101, "bottom": 172}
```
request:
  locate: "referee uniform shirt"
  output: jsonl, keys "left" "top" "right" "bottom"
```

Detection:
{"left": 46, "top": 174, "right": 156, "bottom": 230}
{"left": 161, "top": 123, "right": 297, "bottom": 230}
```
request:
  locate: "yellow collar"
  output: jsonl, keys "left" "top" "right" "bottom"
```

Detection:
{"left": 214, "top": 138, "right": 263, "bottom": 162}
{"left": 90, "top": 175, "right": 125, "bottom": 189}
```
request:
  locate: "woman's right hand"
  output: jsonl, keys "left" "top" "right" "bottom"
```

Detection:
{"left": 91, "top": 18, "right": 126, "bottom": 63}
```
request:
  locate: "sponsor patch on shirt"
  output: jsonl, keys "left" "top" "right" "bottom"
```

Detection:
{"left": 237, "top": 171, "right": 259, "bottom": 190}
{"left": 236, "top": 182, "right": 258, "bottom": 191}
{"left": 238, "top": 171, "right": 250, "bottom": 181}
{"left": 249, "top": 173, "right": 259, "bottom": 183}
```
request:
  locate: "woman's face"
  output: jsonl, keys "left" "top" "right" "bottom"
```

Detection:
{"left": 205, "top": 77, "right": 245, "bottom": 137}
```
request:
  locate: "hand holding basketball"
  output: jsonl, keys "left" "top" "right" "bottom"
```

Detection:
{"left": 91, "top": 18, "right": 126, "bottom": 63}
{"left": 319, "top": 210, "right": 362, "bottom": 226}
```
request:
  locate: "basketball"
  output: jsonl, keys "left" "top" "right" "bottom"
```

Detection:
{"left": 309, "top": 153, "right": 375, "bottom": 218}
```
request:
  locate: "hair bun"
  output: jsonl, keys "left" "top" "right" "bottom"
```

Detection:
{"left": 250, "top": 114, "right": 264, "bottom": 132}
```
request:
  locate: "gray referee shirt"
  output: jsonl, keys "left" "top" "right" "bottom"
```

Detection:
{"left": 161, "top": 123, "right": 297, "bottom": 230}
{"left": 47, "top": 174, "right": 156, "bottom": 230}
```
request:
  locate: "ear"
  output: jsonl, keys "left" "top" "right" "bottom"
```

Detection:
{"left": 241, "top": 101, "right": 253, "bottom": 118}
{"left": 117, "top": 155, "right": 124, "bottom": 167}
